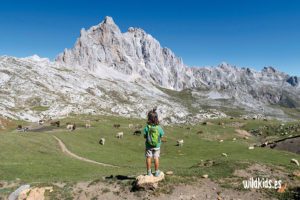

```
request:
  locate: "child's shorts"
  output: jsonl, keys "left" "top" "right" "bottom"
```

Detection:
{"left": 145, "top": 148, "right": 160, "bottom": 158}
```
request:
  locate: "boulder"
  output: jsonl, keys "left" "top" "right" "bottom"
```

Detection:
{"left": 8, "top": 184, "right": 30, "bottom": 200}
{"left": 132, "top": 172, "right": 165, "bottom": 191}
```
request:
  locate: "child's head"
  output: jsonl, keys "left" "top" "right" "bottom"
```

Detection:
{"left": 147, "top": 110, "right": 159, "bottom": 125}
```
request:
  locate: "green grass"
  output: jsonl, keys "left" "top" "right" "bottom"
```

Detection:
{"left": 0, "top": 115, "right": 299, "bottom": 184}
{"left": 31, "top": 106, "right": 49, "bottom": 112}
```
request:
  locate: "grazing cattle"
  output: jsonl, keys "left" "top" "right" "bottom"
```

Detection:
{"left": 38, "top": 120, "right": 45, "bottom": 125}
{"left": 177, "top": 139, "right": 184, "bottom": 146}
{"left": 128, "top": 124, "right": 134, "bottom": 129}
{"left": 67, "top": 124, "right": 76, "bottom": 131}
{"left": 116, "top": 132, "right": 124, "bottom": 139}
{"left": 50, "top": 121, "right": 60, "bottom": 127}
{"left": 197, "top": 130, "right": 203, "bottom": 134}
{"left": 133, "top": 130, "right": 142, "bottom": 135}
{"left": 18, "top": 127, "right": 29, "bottom": 132}
{"left": 99, "top": 138, "right": 105, "bottom": 145}
{"left": 85, "top": 123, "right": 91, "bottom": 128}
{"left": 218, "top": 122, "right": 224, "bottom": 126}
{"left": 161, "top": 137, "right": 167, "bottom": 142}
{"left": 17, "top": 125, "right": 22, "bottom": 130}
{"left": 202, "top": 122, "right": 207, "bottom": 125}
{"left": 113, "top": 124, "right": 121, "bottom": 128}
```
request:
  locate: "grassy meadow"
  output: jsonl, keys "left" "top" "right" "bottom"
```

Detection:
{"left": 0, "top": 115, "right": 299, "bottom": 186}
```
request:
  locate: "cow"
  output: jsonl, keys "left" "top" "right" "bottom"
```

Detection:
{"left": 85, "top": 123, "right": 91, "bottom": 128}
{"left": 67, "top": 124, "right": 76, "bottom": 131}
{"left": 133, "top": 130, "right": 142, "bottom": 135}
{"left": 99, "top": 138, "right": 105, "bottom": 145}
{"left": 38, "top": 120, "right": 45, "bottom": 125}
{"left": 50, "top": 121, "right": 60, "bottom": 127}
{"left": 177, "top": 139, "right": 184, "bottom": 146}
{"left": 116, "top": 132, "right": 124, "bottom": 139}
{"left": 128, "top": 124, "right": 134, "bottom": 129}
{"left": 113, "top": 124, "right": 121, "bottom": 128}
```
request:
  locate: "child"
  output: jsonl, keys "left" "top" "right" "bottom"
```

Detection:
{"left": 144, "top": 110, "right": 164, "bottom": 177}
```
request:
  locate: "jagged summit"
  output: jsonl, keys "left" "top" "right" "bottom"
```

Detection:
{"left": 56, "top": 16, "right": 191, "bottom": 90}
{"left": 103, "top": 16, "right": 115, "bottom": 24}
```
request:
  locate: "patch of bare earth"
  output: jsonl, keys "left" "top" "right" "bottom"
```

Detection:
{"left": 235, "top": 129, "right": 252, "bottom": 137}
{"left": 18, "top": 187, "right": 53, "bottom": 200}
{"left": 234, "top": 163, "right": 300, "bottom": 190}
{"left": 61, "top": 179, "right": 269, "bottom": 200}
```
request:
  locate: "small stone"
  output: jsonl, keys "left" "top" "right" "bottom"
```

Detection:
{"left": 202, "top": 174, "right": 209, "bottom": 178}
{"left": 232, "top": 138, "right": 236, "bottom": 141}
{"left": 219, "top": 140, "right": 224, "bottom": 143}
{"left": 166, "top": 171, "right": 173, "bottom": 175}
{"left": 244, "top": 136, "right": 249, "bottom": 140}
{"left": 248, "top": 146, "right": 254, "bottom": 150}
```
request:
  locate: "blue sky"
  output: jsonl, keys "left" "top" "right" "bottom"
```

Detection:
{"left": 0, "top": 0, "right": 300, "bottom": 75}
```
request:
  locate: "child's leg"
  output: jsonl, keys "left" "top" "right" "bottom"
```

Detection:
{"left": 146, "top": 157, "right": 152, "bottom": 171}
{"left": 154, "top": 158, "right": 159, "bottom": 171}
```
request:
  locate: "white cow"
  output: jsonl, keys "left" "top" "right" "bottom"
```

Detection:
{"left": 116, "top": 132, "right": 124, "bottom": 139}
{"left": 99, "top": 138, "right": 105, "bottom": 145}
{"left": 67, "top": 124, "right": 75, "bottom": 131}
{"left": 177, "top": 139, "right": 184, "bottom": 146}
{"left": 85, "top": 123, "right": 91, "bottom": 128}
{"left": 128, "top": 124, "right": 134, "bottom": 129}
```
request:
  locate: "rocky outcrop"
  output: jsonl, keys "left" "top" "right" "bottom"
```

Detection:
{"left": 132, "top": 172, "right": 165, "bottom": 191}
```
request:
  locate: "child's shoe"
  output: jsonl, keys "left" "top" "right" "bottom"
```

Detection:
{"left": 154, "top": 170, "right": 161, "bottom": 177}
{"left": 147, "top": 170, "right": 152, "bottom": 176}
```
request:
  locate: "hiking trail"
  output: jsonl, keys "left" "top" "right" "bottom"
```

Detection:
{"left": 53, "top": 136, "right": 119, "bottom": 167}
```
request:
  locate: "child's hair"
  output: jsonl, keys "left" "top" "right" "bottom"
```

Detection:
{"left": 147, "top": 110, "right": 159, "bottom": 125}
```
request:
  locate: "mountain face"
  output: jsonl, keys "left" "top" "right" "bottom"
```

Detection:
{"left": 1, "top": 16, "right": 300, "bottom": 123}
{"left": 56, "top": 16, "right": 194, "bottom": 90}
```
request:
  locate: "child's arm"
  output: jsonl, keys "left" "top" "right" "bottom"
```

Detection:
{"left": 159, "top": 127, "right": 166, "bottom": 142}
{"left": 143, "top": 126, "right": 148, "bottom": 139}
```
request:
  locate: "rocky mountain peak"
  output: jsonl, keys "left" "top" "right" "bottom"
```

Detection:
{"left": 262, "top": 66, "right": 277, "bottom": 73}
{"left": 103, "top": 16, "right": 115, "bottom": 24}
{"left": 56, "top": 16, "right": 192, "bottom": 90}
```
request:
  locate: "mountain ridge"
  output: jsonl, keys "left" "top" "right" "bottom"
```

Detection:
{"left": 0, "top": 16, "right": 299, "bottom": 123}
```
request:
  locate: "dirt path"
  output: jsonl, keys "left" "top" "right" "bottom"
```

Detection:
{"left": 52, "top": 136, "right": 119, "bottom": 167}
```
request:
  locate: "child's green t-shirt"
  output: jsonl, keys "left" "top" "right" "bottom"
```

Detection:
{"left": 144, "top": 125, "right": 164, "bottom": 149}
